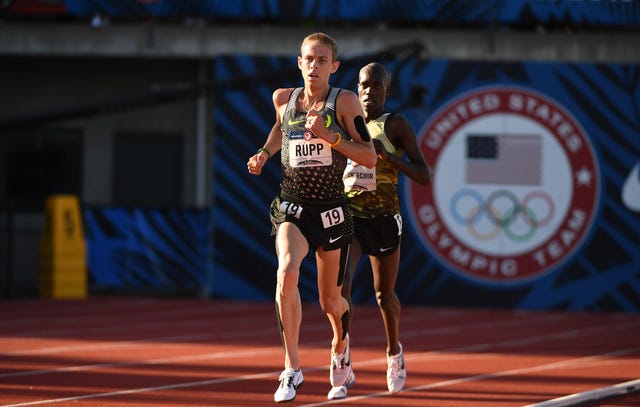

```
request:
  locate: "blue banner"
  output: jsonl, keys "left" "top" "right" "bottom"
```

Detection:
{"left": 85, "top": 207, "right": 211, "bottom": 293}
{"left": 7, "top": 1, "right": 639, "bottom": 27}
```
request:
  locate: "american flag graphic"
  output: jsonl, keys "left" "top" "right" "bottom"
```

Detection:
{"left": 465, "top": 134, "right": 542, "bottom": 186}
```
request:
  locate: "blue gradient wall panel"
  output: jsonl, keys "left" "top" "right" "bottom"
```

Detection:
{"left": 85, "top": 207, "right": 210, "bottom": 292}
{"left": 30, "top": 1, "right": 638, "bottom": 27}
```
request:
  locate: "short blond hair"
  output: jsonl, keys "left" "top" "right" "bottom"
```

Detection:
{"left": 301, "top": 32, "right": 338, "bottom": 62}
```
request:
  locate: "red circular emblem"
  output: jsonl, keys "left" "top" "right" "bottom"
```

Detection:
{"left": 407, "top": 86, "right": 600, "bottom": 283}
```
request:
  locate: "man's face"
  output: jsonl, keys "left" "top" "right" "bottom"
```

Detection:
{"left": 298, "top": 40, "right": 338, "bottom": 86}
{"left": 358, "top": 68, "right": 387, "bottom": 114}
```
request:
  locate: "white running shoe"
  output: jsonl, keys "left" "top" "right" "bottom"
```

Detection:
{"left": 327, "top": 369, "right": 355, "bottom": 400}
{"left": 274, "top": 368, "right": 304, "bottom": 403}
{"left": 387, "top": 342, "right": 407, "bottom": 393}
{"left": 330, "top": 335, "right": 354, "bottom": 387}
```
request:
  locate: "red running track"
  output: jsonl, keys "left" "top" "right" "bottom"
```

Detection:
{"left": 1, "top": 297, "right": 639, "bottom": 406}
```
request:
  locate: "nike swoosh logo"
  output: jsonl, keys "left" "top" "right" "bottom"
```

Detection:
{"left": 329, "top": 235, "right": 342, "bottom": 243}
{"left": 325, "top": 115, "right": 332, "bottom": 128}
{"left": 379, "top": 246, "right": 394, "bottom": 252}
{"left": 622, "top": 162, "right": 640, "bottom": 212}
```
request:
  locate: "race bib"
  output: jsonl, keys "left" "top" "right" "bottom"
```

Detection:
{"left": 320, "top": 206, "right": 345, "bottom": 229}
{"left": 279, "top": 200, "right": 303, "bottom": 219}
{"left": 289, "top": 132, "right": 332, "bottom": 168}
{"left": 343, "top": 159, "right": 376, "bottom": 192}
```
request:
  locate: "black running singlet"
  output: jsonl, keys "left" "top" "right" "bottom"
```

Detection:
{"left": 280, "top": 87, "right": 350, "bottom": 202}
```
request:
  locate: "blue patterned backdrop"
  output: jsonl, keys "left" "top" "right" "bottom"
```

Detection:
{"left": 84, "top": 49, "right": 640, "bottom": 311}
{"left": 85, "top": 207, "right": 212, "bottom": 294}
{"left": 7, "top": 0, "right": 640, "bottom": 26}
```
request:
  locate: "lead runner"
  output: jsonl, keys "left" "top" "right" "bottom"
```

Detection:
{"left": 246, "top": 32, "right": 376, "bottom": 402}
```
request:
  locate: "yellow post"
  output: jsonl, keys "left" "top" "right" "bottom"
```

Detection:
{"left": 39, "top": 194, "right": 87, "bottom": 299}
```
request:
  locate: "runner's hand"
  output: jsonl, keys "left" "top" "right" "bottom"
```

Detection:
{"left": 305, "top": 109, "right": 329, "bottom": 142}
{"left": 247, "top": 152, "right": 267, "bottom": 175}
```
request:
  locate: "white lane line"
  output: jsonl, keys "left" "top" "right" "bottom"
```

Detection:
{"left": 522, "top": 378, "right": 640, "bottom": 407}
{"left": 1, "top": 369, "right": 282, "bottom": 406}
{"left": 0, "top": 345, "right": 283, "bottom": 379}
{"left": 297, "top": 348, "right": 640, "bottom": 407}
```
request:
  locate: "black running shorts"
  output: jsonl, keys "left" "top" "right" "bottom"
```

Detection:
{"left": 270, "top": 194, "right": 354, "bottom": 251}
{"left": 353, "top": 214, "right": 402, "bottom": 257}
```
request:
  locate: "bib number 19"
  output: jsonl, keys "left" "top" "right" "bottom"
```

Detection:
{"left": 279, "top": 200, "right": 303, "bottom": 219}
{"left": 320, "top": 207, "right": 344, "bottom": 229}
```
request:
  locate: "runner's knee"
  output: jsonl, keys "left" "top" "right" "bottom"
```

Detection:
{"left": 318, "top": 293, "right": 346, "bottom": 317}
{"left": 276, "top": 264, "right": 299, "bottom": 294}
{"left": 376, "top": 290, "right": 399, "bottom": 310}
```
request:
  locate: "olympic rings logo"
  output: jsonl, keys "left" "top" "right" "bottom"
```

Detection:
{"left": 449, "top": 189, "right": 555, "bottom": 242}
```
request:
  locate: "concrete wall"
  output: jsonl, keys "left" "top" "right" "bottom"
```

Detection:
{"left": 1, "top": 23, "right": 638, "bottom": 63}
